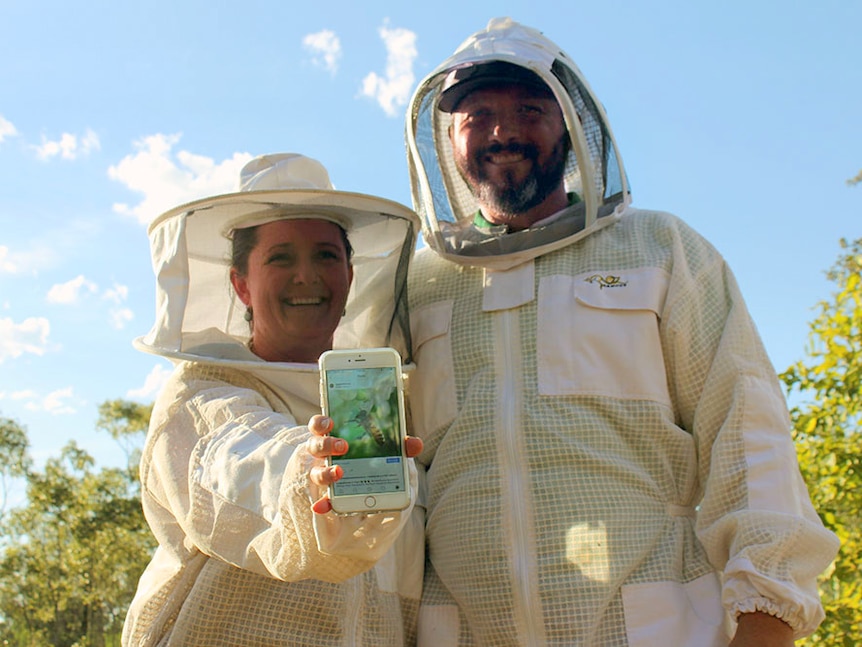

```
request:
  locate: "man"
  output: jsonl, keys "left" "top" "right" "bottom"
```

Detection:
{"left": 404, "top": 17, "right": 838, "bottom": 646}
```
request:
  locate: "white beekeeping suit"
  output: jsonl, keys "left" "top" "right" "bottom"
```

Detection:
{"left": 124, "top": 153, "right": 424, "bottom": 646}
{"left": 405, "top": 17, "right": 838, "bottom": 646}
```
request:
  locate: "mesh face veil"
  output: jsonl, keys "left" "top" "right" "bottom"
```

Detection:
{"left": 135, "top": 155, "right": 420, "bottom": 367}
{"left": 405, "top": 17, "right": 631, "bottom": 270}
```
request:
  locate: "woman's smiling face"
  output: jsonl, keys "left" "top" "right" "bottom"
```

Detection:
{"left": 231, "top": 218, "right": 353, "bottom": 363}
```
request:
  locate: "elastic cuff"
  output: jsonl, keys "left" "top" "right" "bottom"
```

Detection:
{"left": 732, "top": 597, "right": 802, "bottom": 636}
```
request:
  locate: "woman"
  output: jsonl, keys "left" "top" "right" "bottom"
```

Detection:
{"left": 123, "top": 153, "right": 424, "bottom": 646}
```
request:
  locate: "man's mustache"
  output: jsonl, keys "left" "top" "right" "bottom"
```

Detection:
{"left": 478, "top": 142, "right": 539, "bottom": 160}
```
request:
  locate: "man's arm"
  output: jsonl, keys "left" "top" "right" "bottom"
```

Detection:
{"left": 730, "top": 612, "right": 794, "bottom": 647}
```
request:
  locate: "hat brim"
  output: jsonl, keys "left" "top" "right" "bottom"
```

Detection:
{"left": 440, "top": 76, "right": 552, "bottom": 112}
{"left": 149, "top": 188, "right": 416, "bottom": 238}
{"left": 437, "top": 62, "right": 554, "bottom": 113}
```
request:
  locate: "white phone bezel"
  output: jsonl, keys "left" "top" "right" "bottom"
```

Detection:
{"left": 318, "top": 347, "right": 411, "bottom": 514}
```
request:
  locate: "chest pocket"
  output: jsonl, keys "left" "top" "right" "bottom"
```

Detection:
{"left": 537, "top": 267, "right": 672, "bottom": 406}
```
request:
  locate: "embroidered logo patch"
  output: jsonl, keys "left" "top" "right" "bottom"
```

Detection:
{"left": 585, "top": 274, "right": 627, "bottom": 289}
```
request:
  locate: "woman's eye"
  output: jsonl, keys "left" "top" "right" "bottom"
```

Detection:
{"left": 268, "top": 253, "right": 293, "bottom": 264}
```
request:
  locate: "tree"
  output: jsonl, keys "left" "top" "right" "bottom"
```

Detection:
{"left": 781, "top": 237, "right": 862, "bottom": 645}
{"left": 0, "top": 402, "right": 155, "bottom": 646}
{"left": 0, "top": 416, "right": 31, "bottom": 523}
{"left": 96, "top": 399, "right": 152, "bottom": 484}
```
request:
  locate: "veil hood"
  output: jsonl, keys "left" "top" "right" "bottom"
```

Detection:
{"left": 134, "top": 154, "right": 420, "bottom": 373}
{"left": 405, "top": 17, "right": 631, "bottom": 270}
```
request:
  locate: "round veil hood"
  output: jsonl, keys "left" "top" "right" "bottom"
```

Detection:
{"left": 134, "top": 154, "right": 420, "bottom": 368}
{"left": 405, "top": 17, "right": 632, "bottom": 270}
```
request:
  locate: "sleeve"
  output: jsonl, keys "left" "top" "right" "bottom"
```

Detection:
{"left": 661, "top": 223, "right": 839, "bottom": 638}
{"left": 140, "top": 365, "right": 416, "bottom": 584}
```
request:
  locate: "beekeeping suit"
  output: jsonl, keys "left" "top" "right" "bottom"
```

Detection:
{"left": 404, "top": 17, "right": 838, "bottom": 646}
{"left": 123, "top": 154, "right": 424, "bottom": 646}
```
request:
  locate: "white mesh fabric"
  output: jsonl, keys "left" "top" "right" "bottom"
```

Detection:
{"left": 162, "top": 563, "right": 413, "bottom": 646}
{"left": 407, "top": 209, "right": 838, "bottom": 645}
{"left": 123, "top": 360, "right": 423, "bottom": 646}
{"left": 129, "top": 558, "right": 416, "bottom": 646}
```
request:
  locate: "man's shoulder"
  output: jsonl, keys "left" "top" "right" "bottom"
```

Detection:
{"left": 614, "top": 207, "right": 710, "bottom": 244}
{"left": 618, "top": 207, "right": 683, "bottom": 228}
{"left": 607, "top": 207, "right": 724, "bottom": 271}
{"left": 412, "top": 244, "right": 456, "bottom": 274}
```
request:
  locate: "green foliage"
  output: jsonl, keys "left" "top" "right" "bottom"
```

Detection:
{"left": 781, "top": 238, "right": 862, "bottom": 644}
{"left": 96, "top": 400, "right": 152, "bottom": 480}
{"left": 0, "top": 416, "right": 31, "bottom": 521}
{"left": 0, "top": 417, "right": 30, "bottom": 479}
{"left": 0, "top": 401, "right": 155, "bottom": 647}
{"left": 96, "top": 400, "right": 152, "bottom": 440}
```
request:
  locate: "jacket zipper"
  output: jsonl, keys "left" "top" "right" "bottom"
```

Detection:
{"left": 496, "top": 309, "right": 545, "bottom": 645}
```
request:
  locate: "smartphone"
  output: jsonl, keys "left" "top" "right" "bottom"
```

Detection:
{"left": 318, "top": 348, "right": 411, "bottom": 514}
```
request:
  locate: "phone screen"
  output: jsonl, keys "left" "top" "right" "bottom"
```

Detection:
{"left": 324, "top": 366, "right": 406, "bottom": 497}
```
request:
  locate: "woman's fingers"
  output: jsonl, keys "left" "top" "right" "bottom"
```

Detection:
{"left": 309, "top": 414, "right": 334, "bottom": 436}
{"left": 309, "top": 414, "right": 423, "bottom": 458}
{"left": 307, "top": 415, "right": 422, "bottom": 515}
{"left": 310, "top": 435, "right": 422, "bottom": 516}
{"left": 312, "top": 497, "right": 333, "bottom": 514}
{"left": 405, "top": 436, "right": 423, "bottom": 458}
{"left": 310, "top": 463, "right": 343, "bottom": 487}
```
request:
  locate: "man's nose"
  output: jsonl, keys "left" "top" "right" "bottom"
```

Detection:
{"left": 490, "top": 114, "right": 519, "bottom": 142}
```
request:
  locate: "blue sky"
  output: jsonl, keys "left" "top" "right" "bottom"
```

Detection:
{"left": 1, "top": 1, "right": 859, "bottom": 479}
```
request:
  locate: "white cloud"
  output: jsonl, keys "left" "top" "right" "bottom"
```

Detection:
{"left": 102, "top": 282, "right": 129, "bottom": 304}
{"left": 360, "top": 22, "right": 417, "bottom": 117}
{"left": 0, "top": 386, "right": 76, "bottom": 415}
{"left": 0, "top": 244, "right": 58, "bottom": 275}
{"left": 127, "top": 363, "right": 172, "bottom": 400}
{"left": 108, "top": 133, "right": 253, "bottom": 225}
{"left": 0, "top": 389, "right": 39, "bottom": 401}
{"left": 0, "top": 316, "right": 52, "bottom": 363}
{"left": 109, "top": 307, "right": 134, "bottom": 330}
{"left": 0, "top": 246, "right": 17, "bottom": 273}
{"left": 0, "top": 115, "right": 18, "bottom": 143}
{"left": 101, "top": 282, "right": 133, "bottom": 328}
{"left": 25, "top": 386, "right": 77, "bottom": 415}
{"left": 0, "top": 230, "right": 86, "bottom": 276}
{"left": 303, "top": 29, "right": 342, "bottom": 75}
{"left": 34, "top": 128, "right": 100, "bottom": 160}
{"left": 46, "top": 274, "right": 99, "bottom": 305}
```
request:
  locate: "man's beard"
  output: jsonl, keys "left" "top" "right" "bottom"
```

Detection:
{"left": 456, "top": 136, "right": 569, "bottom": 223}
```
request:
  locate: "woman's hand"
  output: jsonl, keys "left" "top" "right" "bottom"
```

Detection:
{"left": 308, "top": 415, "right": 346, "bottom": 513}
{"left": 307, "top": 413, "right": 423, "bottom": 514}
